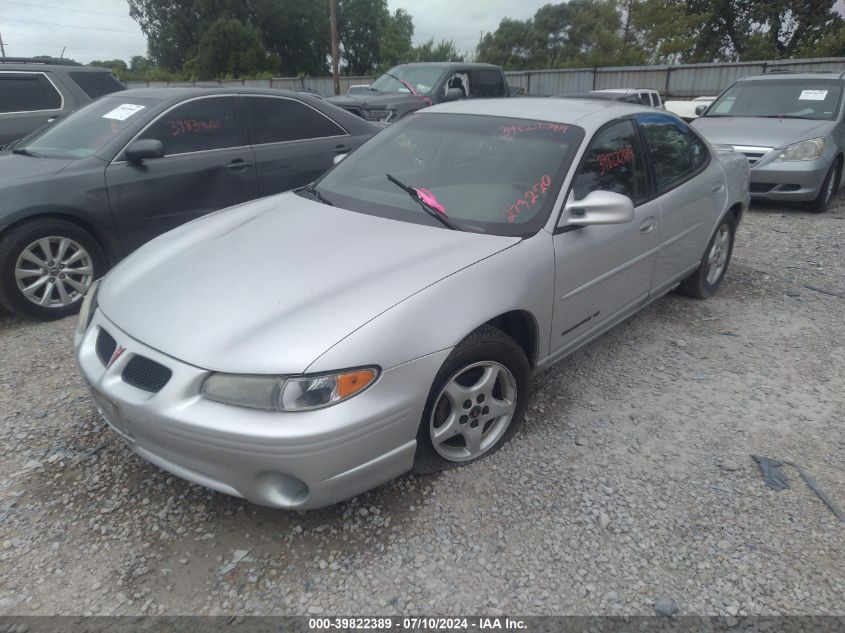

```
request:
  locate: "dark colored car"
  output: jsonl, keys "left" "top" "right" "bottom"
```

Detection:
{"left": 0, "top": 88, "right": 378, "bottom": 319}
{"left": 327, "top": 62, "right": 511, "bottom": 123}
{"left": 0, "top": 57, "right": 125, "bottom": 147}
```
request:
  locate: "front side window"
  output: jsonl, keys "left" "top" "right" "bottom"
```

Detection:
{"left": 138, "top": 97, "right": 242, "bottom": 155}
{"left": 0, "top": 73, "right": 62, "bottom": 113}
{"left": 471, "top": 70, "right": 506, "bottom": 98}
{"left": 245, "top": 97, "right": 344, "bottom": 144}
{"left": 316, "top": 113, "right": 584, "bottom": 237}
{"left": 572, "top": 120, "right": 648, "bottom": 203}
{"left": 636, "top": 113, "right": 709, "bottom": 192}
{"left": 17, "top": 96, "right": 154, "bottom": 159}
{"left": 706, "top": 78, "right": 843, "bottom": 121}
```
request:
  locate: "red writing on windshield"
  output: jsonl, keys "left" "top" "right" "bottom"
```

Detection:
{"left": 597, "top": 146, "right": 634, "bottom": 174}
{"left": 505, "top": 174, "right": 552, "bottom": 223}
{"left": 499, "top": 122, "right": 569, "bottom": 137}
{"left": 167, "top": 119, "right": 221, "bottom": 136}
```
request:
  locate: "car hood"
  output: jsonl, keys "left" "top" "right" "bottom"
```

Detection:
{"left": 692, "top": 116, "right": 833, "bottom": 149}
{"left": 326, "top": 92, "right": 428, "bottom": 110}
{"left": 98, "top": 193, "right": 520, "bottom": 374}
{"left": 0, "top": 153, "right": 77, "bottom": 182}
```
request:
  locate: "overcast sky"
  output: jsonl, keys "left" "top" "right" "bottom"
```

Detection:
{"left": 0, "top": 0, "right": 558, "bottom": 64}
{"left": 1, "top": 0, "right": 844, "bottom": 65}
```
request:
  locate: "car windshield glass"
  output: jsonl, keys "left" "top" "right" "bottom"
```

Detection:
{"left": 316, "top": 113, "right": 584, "bottom": 237}
{"left": 369, "top": 66, "right": 446, "bottom": 95}
{"left": 16, "top": 96, "right": 154, "bottom": 159}
{"left": 706, "top": 79, "right": 843, "bottom": 120}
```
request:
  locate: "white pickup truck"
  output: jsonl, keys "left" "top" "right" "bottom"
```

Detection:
{"left": 665, "top": 96, "right": 716, "bottom": 121}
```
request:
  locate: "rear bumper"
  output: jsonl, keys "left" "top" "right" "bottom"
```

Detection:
{"left": 749, "top": 158, "right": 831, "bottom": 202}
{"left": 74, "top": 310, "right": 450, "bottom": 509}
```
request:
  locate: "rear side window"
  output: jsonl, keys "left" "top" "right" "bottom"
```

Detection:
{"left": 636, "top": 113, "right": 710, "bottom": 192}
{"left": 245, "top": 96, "right": 345, "bottom": 144}
{"left": 69, "top": 72, "right": 125, "bottom": 99}
{"left": 572, "top": 119, "right": 648, "bottom": 203}
{"left": 138, "top": 97, "right": 243, "bottom": 155}
{"left": 471, "top": 70, "right": 506, "bottom": 97}
{"left": 0, "top": 73, "right": 62, "bottom": 113}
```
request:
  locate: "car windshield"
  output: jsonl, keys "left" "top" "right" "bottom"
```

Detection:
{"left": 315, "top": 113, "right": 585, "bottom": 237}
{"left": 706, "top": 79, "right": 843, "bottom": 120}
{"left": 369, "top": 66, "right": 446, "bottom": 95}
{"left": 16, "top": 96, "right": 154, "bottom": 159}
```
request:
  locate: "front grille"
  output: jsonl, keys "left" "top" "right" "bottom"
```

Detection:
{"left": 733, "top": 145, "right": 773, "bottom": 166}
{"left": 95, "top": 329, "right": 117, "bottom": 366}
{"left": 121, "top": 356, "right": 172, "bottom": 393}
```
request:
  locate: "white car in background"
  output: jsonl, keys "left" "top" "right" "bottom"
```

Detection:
{"left": 593, "top": 88, "right": 663, "bottom": 108}
{"left": 665, "top": 96, "right": 717, "bottom": 121}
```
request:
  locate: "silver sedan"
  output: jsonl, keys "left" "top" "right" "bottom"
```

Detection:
{"left": 74, "top": 98, "right": 750, "bottom": 509}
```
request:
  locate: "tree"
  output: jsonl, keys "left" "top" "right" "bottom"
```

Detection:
{"left": 190, "top": 18, "right": 278, "bottom": 80}
{"left": 89, "top": 59, "right": 130, "bottom": 79}
{"left": 380, "top": 9, "right": 414, "bottom": 68}
{"left": 476, "top": 18, "right": 539, "bottom": 69}
{"left": 620, "top": 0, "right": 702, "bottom": 64}
{"left": 410, "top": 39, "right": 464, "bottom": 63}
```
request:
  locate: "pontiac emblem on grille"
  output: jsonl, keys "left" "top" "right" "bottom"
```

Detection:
{"left": 107, "top": 346, "right": 126, "bottom": 368}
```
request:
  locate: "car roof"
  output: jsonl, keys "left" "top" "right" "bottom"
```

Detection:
{"left": 421, "top": 97, "right": 657, "bottom": 131}
{"left": 741, "top": 71, "right": 845, "bottom": 82}
{"left": 389, "top": 62, "right": 502, "bottom": 71}
{"left": 555, "top": 92, "right": 638, "bottom": 101}
{"left": 116, "top": 86, "right": 329, "bottom": 104}
{"left": 594, "top": 88, "right": 657, "bottom": 94}
{"left": 0, "top": 60, "right": 112, "bottom": 73}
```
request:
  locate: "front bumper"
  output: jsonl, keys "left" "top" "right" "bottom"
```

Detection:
{"left": 74, "top": 309, "right": 450, "bottom": 509}
{"left": 749, "top": 158, "right": 831, "bottom": 202}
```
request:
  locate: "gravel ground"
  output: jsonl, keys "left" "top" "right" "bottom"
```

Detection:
{"left": 1, "top": 200, "right": 843, "bottom": 617}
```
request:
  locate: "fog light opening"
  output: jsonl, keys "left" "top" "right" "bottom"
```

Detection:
{"left": 256, "top": 472, "right": 310, "bottom": 507}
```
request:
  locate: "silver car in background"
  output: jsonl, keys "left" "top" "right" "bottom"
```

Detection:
{"left": 74, "top": 99, "right": 749, "bottom": 509}
{"left": 693, "top": 72, "right": 845, "bottom": 213}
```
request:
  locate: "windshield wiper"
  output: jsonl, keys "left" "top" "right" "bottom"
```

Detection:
{"left": 12, "top": 148, "right": 42, "bottom": 157}
{"left": 300, "top": 183, "right": 333, "bottom": 206}
{"left": 385, "top": 174, "right": 459, "bottom": 230}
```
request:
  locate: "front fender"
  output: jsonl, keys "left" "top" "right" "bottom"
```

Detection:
{"left": 306, "top": 232, "right": 556, "bottom": 374}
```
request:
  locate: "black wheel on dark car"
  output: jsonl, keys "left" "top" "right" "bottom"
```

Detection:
{"left": 0, "top": 218, "right": 105, "bottom": 320}
{"left": 678, "top": 213, "right": 736, "bottom": 300}
{"left": 809, "top": 159, "right": 841, "bottom": 214}
{"left": 415, "top": 325, "right": 530, "bottom": 471}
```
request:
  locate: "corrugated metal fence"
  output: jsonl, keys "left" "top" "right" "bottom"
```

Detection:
{"left": 126, "top": 56, "right": 845, "bottom": 98}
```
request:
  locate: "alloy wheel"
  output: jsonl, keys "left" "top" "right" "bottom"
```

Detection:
{"left": 429, "top": 361, "right": 517, "bottom": 462}
{"left": 14, "top": 236, "right": 94, "bottom": 308}
{"left": 705, "top": 224, "right": 731, "bottom": 286}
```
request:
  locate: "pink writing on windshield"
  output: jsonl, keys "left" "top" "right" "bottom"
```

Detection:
{"left": 167, "top": 119, "right": 221, "bottom": 136}
{"left": 597, "top": 146, "right": 634, "bottom": 174}
{"left": 505, "top": 174, "right": 552, "bottom": 223}
{"left": 499, "top": 122, "right": 569, "bottom": 137}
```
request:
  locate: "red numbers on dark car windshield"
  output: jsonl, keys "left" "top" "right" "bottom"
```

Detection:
{"left": 167, "top": 119, "right": 221, "bottom": 136}
{"left": 505, "top": 174, "right": 552, "bottom": 223}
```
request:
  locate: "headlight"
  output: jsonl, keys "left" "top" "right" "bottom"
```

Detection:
{"left": 361, "top": 109, "right": 394, "bottom": 123}
{"left": 76, "top": 278, "right": 101, "bottom": 334}
{"left": 202, "top": 367, "right": 379, "bottom": 411}
{"left": 776, "top": 137, "right": 825, "bottom": 162}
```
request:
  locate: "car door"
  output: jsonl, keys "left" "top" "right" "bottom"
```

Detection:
{"left": 0, "top": 71, "right": 65, "bottom": 146}
{"left": 551, "top": 118, "right": 660, "bottom": 356}
{"left": 105, "top": 95, "right": 257, "bottom": 253}
{"left": 634, "top": 113, "right": 722, "bottom": 294}
{"left": 242, "top": 95, "right": 352, "bottom": 197}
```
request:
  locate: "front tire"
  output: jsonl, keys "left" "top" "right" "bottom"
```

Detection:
{"left": 415, "top": 325, "right": 530, "bottom": 471}
{"left": 678, "top": 214, "right": 736, "bottom": 299}
{"left": 809, "top": 159, "right": 840, "bottom": 214}
{"left": 0, "top": 218, "right": 105, "bottom": 320}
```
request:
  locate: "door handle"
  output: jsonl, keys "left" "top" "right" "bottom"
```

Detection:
{"left": 712, "top": 182, "right": 725, "bottom": 194}
{"left": 333, "top": 145, "right": 351, "bottom": 154}
{"left": 639, "top": 216, "right": 656, "bottom": 234}
{"left": 226, "top": 159, "right": 252, "bottom": 171}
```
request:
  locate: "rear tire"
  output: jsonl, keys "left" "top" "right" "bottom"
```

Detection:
{"left": 414, "top": 325, "right": 530, "bottom": 473}
{"left": 0, "top": 218, "right": 105, "bottom": 320}
{"left": 809, "top": 159, "right": 840, "bottom": 214}
{"left": 678, "top": 213, "right": 736, "bottom": 299}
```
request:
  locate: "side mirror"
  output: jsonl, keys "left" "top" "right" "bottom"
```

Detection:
{"left": 560, "top": 190, "right": 635, "bottom": 228}
{"left": 441, "top": 88, "right": 465, "bottom": 103}
{"left": 124, "top": 139, "right": 164, "bottom": 163}
{"left": 332, "top": 153, "right": 347, "bottom": 165}
{"left": 694, "top": 104, "right": 710, "bottom": 116}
